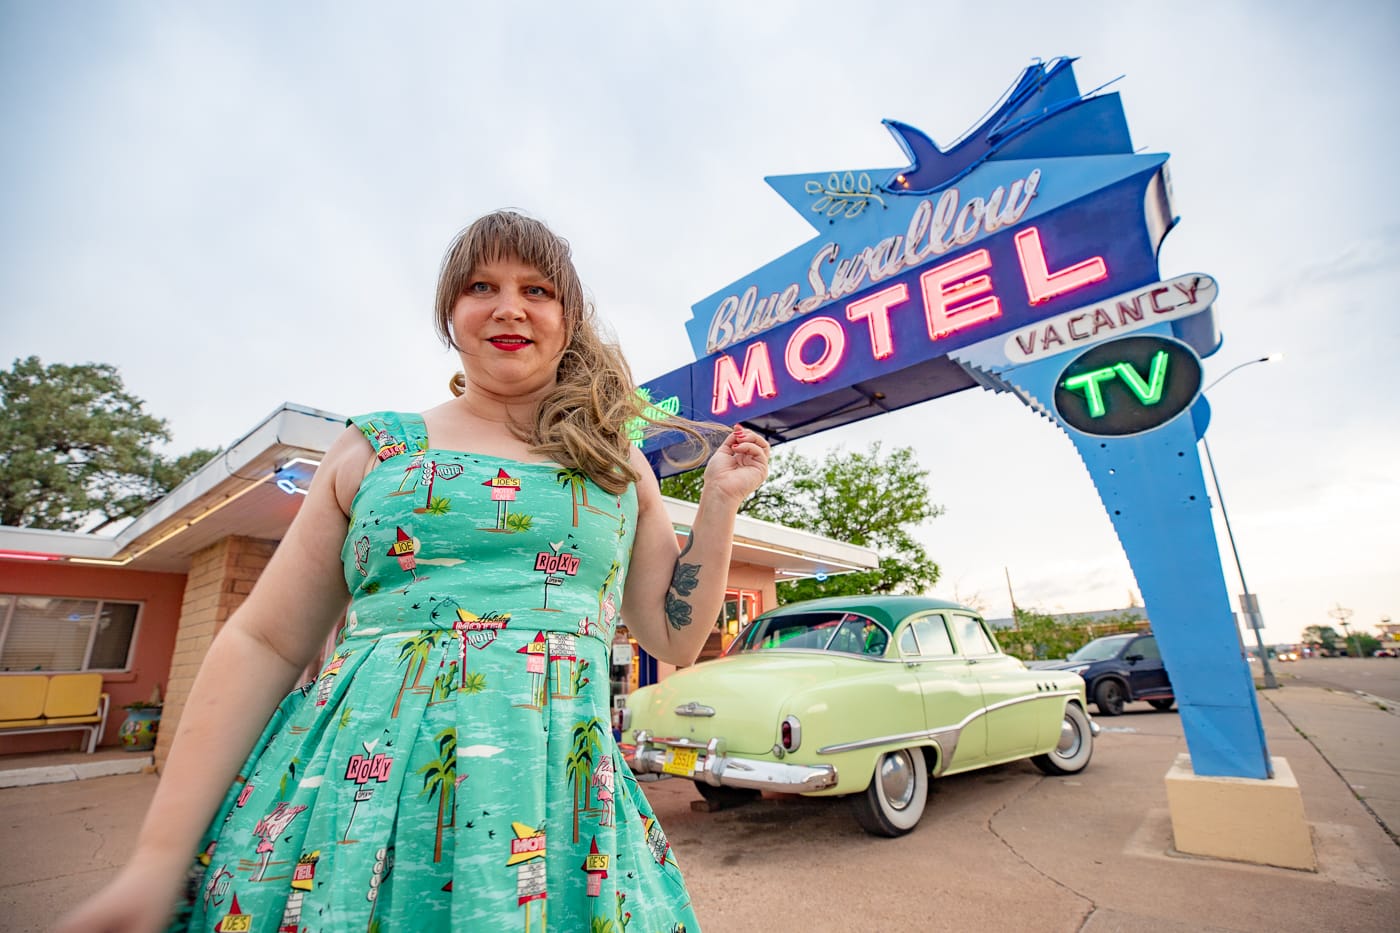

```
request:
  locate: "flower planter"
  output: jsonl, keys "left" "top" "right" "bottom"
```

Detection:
{"left": 119, "top": 706, "right": 161, "bottom": 752}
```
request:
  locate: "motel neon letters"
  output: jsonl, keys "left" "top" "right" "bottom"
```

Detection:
{"left": 711, "top": 226, "right": 1109, "bottom": 415}
{"left": 704, "top": 169, "right": 1044, "bottom": 354}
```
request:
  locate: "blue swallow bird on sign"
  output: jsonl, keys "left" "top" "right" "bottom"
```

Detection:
{"left": 882, "top": 56, "right": 1131, "bottom": 194}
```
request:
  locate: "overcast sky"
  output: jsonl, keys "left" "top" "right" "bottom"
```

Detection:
{"left": 3, "top": 1, "right": 1396, "bottom": 646}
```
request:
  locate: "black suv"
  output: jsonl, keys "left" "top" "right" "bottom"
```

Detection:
{"left": 1036, "top": 632, "right": 1174, "bottom": 716}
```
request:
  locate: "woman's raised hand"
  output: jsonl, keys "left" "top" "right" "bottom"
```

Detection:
{"left": 701, "top": 424, "right": 771, "bottom": 506}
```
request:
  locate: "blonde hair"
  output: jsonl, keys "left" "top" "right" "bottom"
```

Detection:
{"left": 436, "top": 211, "right": 718, "bottom": 494}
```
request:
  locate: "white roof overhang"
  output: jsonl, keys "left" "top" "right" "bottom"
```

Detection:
{"left": 0, "top": 404, "right": 878, "bottom": 580}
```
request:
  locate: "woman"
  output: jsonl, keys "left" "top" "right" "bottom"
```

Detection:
{"left": 58, "top": 210, "right": 768, "bottom": 932}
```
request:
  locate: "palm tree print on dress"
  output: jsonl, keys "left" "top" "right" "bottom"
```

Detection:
{"left": 417, "top": 728, "right": 458, "bottom": 863}
{"left": 567, "top": 717, "right": 605, "bottom": 843}
{"left": 482, "top": 467, "right": 521, "bottom": 530}
{"left": 555, "top": 467, "right": 616, "bottom": 526}
{"left": 393, "top": 630, "right": 442, "bottom": 718}
{"left": 168, "top": 412, "right": 699, "bottom": 932}
{"left": 413, "top": 458, "right": 465, "bottom": 515}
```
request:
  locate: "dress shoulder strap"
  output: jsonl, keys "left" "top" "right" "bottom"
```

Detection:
{"left": 347, "top": 412, "right": 429, "bottom": 462}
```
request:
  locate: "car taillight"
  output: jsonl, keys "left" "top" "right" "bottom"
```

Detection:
{"left": 780, "top": 715, "right": 801, "bottom": 752}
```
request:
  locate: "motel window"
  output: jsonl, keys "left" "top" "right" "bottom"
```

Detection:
{"left": 0, "top": 594, "right": 141, "bottom": 672}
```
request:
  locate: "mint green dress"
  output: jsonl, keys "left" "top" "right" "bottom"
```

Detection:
{"left": 170, "top": 412, "right": 698, "bottom": 933}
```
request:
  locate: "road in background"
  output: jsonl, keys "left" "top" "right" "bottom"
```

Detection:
{"left": 1273, "top": 657, "right": 1400, "bottom": 703}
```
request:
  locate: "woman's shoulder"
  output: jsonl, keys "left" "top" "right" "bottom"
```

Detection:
{"left": 628, "top": 444, "right": 662, "bottom": 500}
{"left": 346, "top": 411, "right": 428, "bottom": 460}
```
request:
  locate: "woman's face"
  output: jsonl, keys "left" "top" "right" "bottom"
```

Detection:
{"left": 451, "top": 256, "right": 568, "bottom": 399}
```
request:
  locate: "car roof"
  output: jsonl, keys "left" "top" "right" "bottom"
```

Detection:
{"left": 1090, "top": 631, "right": 1151, "bottom": 644}
{"left": 758, "top": 594, "right": 974, "bottom": 630}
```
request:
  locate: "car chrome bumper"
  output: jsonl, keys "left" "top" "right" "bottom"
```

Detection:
{"left": 628, "top": 731, "right": 838, "bottom": 793}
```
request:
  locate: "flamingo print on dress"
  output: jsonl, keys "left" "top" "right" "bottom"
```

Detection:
{"left": 250, "top": 802, "right": 307, "bottom": 881}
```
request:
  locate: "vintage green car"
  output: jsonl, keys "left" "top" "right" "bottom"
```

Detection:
{"left": 620, "top": 595, "right": 1097, "bottom": 836}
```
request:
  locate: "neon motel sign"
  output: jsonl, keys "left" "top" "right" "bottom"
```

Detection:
{"left": 709, "top": 224, "right": 1110, "bottom": 415}
{"left": 636, "top": 58, "right": 1274, "bottom": 782}
{"left": 640, "top": 58, "right": 1201, "bottom": 456}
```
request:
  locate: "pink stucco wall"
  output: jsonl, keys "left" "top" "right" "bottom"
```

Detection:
{"left": 0, "top": 561, "right": 186, "bottom": 753}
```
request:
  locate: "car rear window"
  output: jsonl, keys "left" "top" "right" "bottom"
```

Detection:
{"left": 735, "top": 611, "right": 890, "bottom": 656}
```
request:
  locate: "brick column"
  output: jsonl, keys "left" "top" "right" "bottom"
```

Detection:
{"left": 155, "top": 535, "right": 276, "bottom": 772}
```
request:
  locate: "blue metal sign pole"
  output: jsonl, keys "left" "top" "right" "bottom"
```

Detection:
{"left": 962, "top": 325, "right": 1271, "bottom": 778}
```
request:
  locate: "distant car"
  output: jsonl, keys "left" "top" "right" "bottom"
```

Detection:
{"left": 1035, "top": 632, "right": 1174, "bottom": 716}
{"left": 619, "top": 595, "right": 1097, "bottom": 836}
{"left": 1374, "top": 649, "right": 1397, "bottom": 658}
{"left": 1275, "top": 648, "right": 1300, "bottom": 662}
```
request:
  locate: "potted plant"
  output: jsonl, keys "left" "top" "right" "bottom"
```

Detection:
{"left": 119, "top": 687, "right": 163, "bottom": 752}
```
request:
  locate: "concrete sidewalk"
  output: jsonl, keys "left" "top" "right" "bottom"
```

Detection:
{"left": 1264, "top": 684, "right": 1400, "bottom": 846}
{"left": 2, "top": 685, "right": 1397, "bottom": 932}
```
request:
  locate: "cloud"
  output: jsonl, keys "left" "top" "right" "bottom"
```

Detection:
{"left": 458, "top": 745, "right": 504, "bottom": 759}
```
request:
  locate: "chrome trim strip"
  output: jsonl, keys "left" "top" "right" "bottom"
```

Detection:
{"left": 817, "top": 690, "right": 1080, "bottom": 758}
{"left": 819, "top": 728, "right": 931, "bottom": 755}
{"left": 674, "top": 702, "right": 716, "bottom": 718}
{"left": 727, "top": 648, "right": 910, "bottom": 663}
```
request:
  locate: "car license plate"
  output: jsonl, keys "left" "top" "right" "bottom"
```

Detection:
{"left": 662, "top": 747, "right": 698, "bottom": 776}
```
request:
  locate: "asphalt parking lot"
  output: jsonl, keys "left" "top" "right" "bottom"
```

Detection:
{"left": 639, "top": 694, "right": 1399, "bottom": 932}
{"left": 3, "top": 689, "right": 1398, "bottom": 932}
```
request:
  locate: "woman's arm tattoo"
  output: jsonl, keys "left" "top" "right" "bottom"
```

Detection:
{"left": 665, "top": 536, "right": 701, "bottom": 631}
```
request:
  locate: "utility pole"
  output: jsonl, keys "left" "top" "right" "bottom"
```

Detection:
{"left": 1005, "top": 566, "right": 1019, "bottom": 626}
{"left": 1199, "top": 353, "right": 1283, "bottom": 689}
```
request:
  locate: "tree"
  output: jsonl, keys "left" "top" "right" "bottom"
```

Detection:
{"left": 1300, "top": 625, "right": 1342, "bottom": 654}
{"left": 660, "top": 442, "right": 942, "bottom": 602}
{"left": 1353, "top": 633, "right": 1381, "bottom": 657}
{"left": 997, "top": 607, "right": 1143, "bottom": 662}
{"left": 0, "top": 356, "right": 219, "bottom": 531}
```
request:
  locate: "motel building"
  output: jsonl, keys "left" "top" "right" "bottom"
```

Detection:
{"left": 0, "top": 403, "right": 876, "bottom": 770}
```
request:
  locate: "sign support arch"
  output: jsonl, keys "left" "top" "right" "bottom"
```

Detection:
{"left": 640, "top": 58, "right": 1272, "bottom": 780}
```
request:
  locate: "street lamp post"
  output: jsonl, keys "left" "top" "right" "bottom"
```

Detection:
{"left": 1201, "top": 354, "right": 1282, "bottom": 690}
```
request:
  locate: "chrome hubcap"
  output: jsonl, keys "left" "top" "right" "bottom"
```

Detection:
{"left": 1056, "top": 717, "right": 1082, "bottom": 757}
{"left": 879, "top": 752, "right": 915, "bottom": 809}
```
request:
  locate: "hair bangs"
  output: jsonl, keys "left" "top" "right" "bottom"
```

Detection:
{"left": 434, "top": 210, "right": 584, "bottom": 350}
